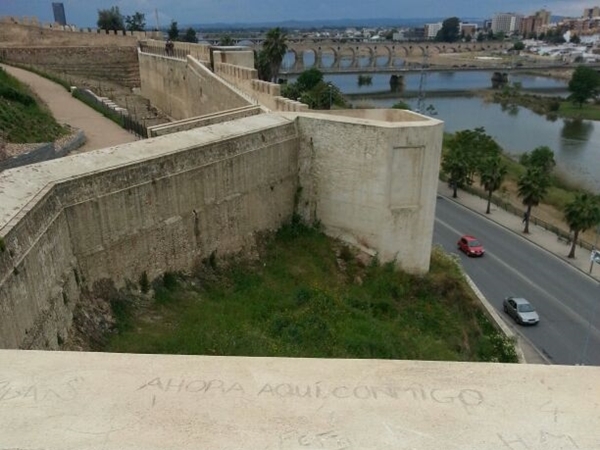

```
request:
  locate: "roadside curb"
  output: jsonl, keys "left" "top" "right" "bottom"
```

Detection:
{"left": 462, "top": 272, "right": 528, "bottom": 364}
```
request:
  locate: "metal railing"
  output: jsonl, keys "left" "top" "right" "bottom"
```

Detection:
{"left": 72, "top": 88, "right": 148, "bottom": 138}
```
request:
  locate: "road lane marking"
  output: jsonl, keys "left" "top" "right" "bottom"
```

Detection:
{"left": 435, "top": 216, "right": 600, "bottom": 347}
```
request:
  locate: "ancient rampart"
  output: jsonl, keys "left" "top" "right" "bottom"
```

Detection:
{"left": 0, "top": 115, "right": 300, "bottom": 349}
{"left": 0, "top": 21, "right": 140, "bottom": 47}
{"left": 214, "top": 62, "right": 309, "bottom": 112}
{"left": 295, "top": 110, "right": 441, "bottom": 271}
{"left": 139, "top": 54, "right": 255, "bottom": 119}
{"left": 0, "top": 46, "right": 141, "bottom": 87}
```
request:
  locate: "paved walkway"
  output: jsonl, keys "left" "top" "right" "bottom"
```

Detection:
{"left": 1, "top": 64, "right": 138, "bottom": 153}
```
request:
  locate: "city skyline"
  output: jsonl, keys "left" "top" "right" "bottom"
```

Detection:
{"left": 0, "top": 0, "right": 594, "bottom": 27}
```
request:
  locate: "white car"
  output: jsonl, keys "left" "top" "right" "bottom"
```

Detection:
{"left": 503, "top": 297, "right": 540, "bottom": 325}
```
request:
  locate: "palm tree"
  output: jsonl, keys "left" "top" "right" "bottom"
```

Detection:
{"left": 479, "top": 153, "right": 507, "bottom": 214}
{"left": 517, "top": 168, "right": 550, "bottom": 234}
{"left": 262, "top": 27, "right": 288, "bottom": 82}
{"left": 564, "top": 193, "right": 600, "bottom": 258}
{"left": 441, "top": 146, "right": 468, "bottom": 198}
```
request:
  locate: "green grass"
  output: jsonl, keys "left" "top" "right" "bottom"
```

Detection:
{"left": 558, "top": 101, "right": 600, "bottom": 121}
{"left": 106, "top": 222, "right": 517, "bottom": 363}
{"left": 0, "top": 67, "right": 67, "bottom": 143}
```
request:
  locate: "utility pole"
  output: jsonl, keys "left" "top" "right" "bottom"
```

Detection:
{"left": 416, "top": 49, "right": 428, "bottom": 114}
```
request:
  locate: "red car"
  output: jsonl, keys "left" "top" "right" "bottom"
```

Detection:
{"left": 457, "top": 235, "right": 485, "bottom": 257}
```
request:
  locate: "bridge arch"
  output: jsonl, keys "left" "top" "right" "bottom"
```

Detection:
{"left": 333, "top": 45, "right": 356, "bottom": 68}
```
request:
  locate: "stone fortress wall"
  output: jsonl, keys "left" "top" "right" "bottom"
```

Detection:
{"left": 0, "top": 19, "right": 443, "bottom": 352}
{"left": 0, "top": 115, "right": 301, "bottom": 349}
{"left": 2, "top": 17, "right": 599, "bottom": 449}
{"left": 0, "top": 19, "right": 142, "bottom": 86}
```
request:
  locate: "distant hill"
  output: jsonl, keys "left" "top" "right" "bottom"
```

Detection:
{"left": 183, "top": 17, "right": 486, "bottom": 31}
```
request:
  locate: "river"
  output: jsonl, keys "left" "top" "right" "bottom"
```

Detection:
{"left": 284, "top": 70, "right": 599, "bottom": 193}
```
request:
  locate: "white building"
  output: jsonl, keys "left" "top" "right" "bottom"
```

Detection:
{"left": 424, "top": 22, "right": 442, "bottom": 39}
{"left": 492, "top": 13, "right": 522, "bottom": 35}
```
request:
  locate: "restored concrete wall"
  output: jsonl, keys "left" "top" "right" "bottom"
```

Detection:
{"left": 0, "top": 114, "right": 299, "bottom": 349}
{"left": 139, "top": 54, "right": 253, "bottom": 120}
{"left": 294, "top": 110, "right": 443, "bottom": 272}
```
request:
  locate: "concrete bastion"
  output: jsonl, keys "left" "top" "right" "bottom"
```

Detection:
{"left": 0, "top": 110, "right": 442, "bottom": 350}
{"left": 0, "top": 349, "right": 598, "bottom": 449}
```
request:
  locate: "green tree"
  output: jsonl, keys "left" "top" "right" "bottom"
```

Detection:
{"left": 564, "top": 193, "right": 600, "bottom": 258}
{"left": 519, "top": 145, "right": 556, "bottom": 175}
{"left": 391, "top": 101, "right": 411, "bottom": 110}
{"left": 262, "top": 27, "right": 288, "bottom": 82}
{"left": 125, "top": 12, "right": 145, "bottom": 31}
{"left": 568, "top": 65, "right": 600, "bottom": 108}
{"left": 255, "top": 49, "right": 272, "bottom": 81}
{"left": 513, "top": 41, "right": 525, "bottom": 51}
{"left": 97, "top": 6, "right": 124, "bottom": 31}
{"left": 518, "top": 168, "right": 550, "bottom": 233}
{"left": 219, "top": 35, "right": 234, "bottom": 46}
{"left": 167, "top": 20, "right": 179, "bottom": 41}
{"left": 435, "top": 17, "right": 460, "bottom": 42}
{"left": 570, "top": 34, "right": 581, "bottom": 44}
{"left": 182, "top": 27, "right": 198, "bottom": 43}
{"left": 442, "top": 144, "right": 469, "bottom": 198}
{"left": 479, "top": 153, "right": 507, "bottom": 214}
{"left": 476, "top": 32, "right": 485, "bottom": 42}
{"left": 296, "top": 67, "right": 324, "bottom": 92}
{"left": 442, "top": 127, "right": 500, "bottom": 197}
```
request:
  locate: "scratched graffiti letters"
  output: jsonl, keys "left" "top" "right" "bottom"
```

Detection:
{"left": 0, "top": 377, "right": 83, "bottom": 404}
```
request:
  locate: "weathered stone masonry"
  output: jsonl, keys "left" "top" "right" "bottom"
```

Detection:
{"left": 0, "top": 115, "right": 300, "bottom": 349}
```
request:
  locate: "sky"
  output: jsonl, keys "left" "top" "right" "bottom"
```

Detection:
{"left": 0, "top": 0, "right": 593, "bottom": 27}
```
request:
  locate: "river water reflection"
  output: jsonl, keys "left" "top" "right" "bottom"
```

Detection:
{"left": 289, "top": 71, "right": 599, "bottom": 193}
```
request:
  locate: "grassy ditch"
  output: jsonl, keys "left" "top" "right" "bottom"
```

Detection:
{"left": 105, "top": 222, "right": 517, "bottom": 363}
{"left": 0, "top": 66, "right": 68, "bottom": 143}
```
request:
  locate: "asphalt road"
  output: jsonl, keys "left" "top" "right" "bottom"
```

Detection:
{"left": 434, "top": 196, "right": 600, "bottom": 366}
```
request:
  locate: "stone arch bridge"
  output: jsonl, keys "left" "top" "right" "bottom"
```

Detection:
{"left": 202, "top": 39, "right": 510, "bottom": 71}
{"left": 284, "top": 41, "right": 509, "bottom": 71}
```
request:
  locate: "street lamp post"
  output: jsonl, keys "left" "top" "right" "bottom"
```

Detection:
{"left": 589, "top": 225, "right": 600, "bottom": 274}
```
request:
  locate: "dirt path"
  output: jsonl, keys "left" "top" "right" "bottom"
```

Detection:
{"left": 1, "top": 64, "right": 138, "bottom": 153}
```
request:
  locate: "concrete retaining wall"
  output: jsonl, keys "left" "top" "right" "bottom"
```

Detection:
{"left": 139, "top": 54, "right": 253, "bottom": 120}
{"left": 0, "top": 130, "right": 86, "bottom": 172}
{"left": 0, "top": 114, "right": 299, "bottom": 349}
